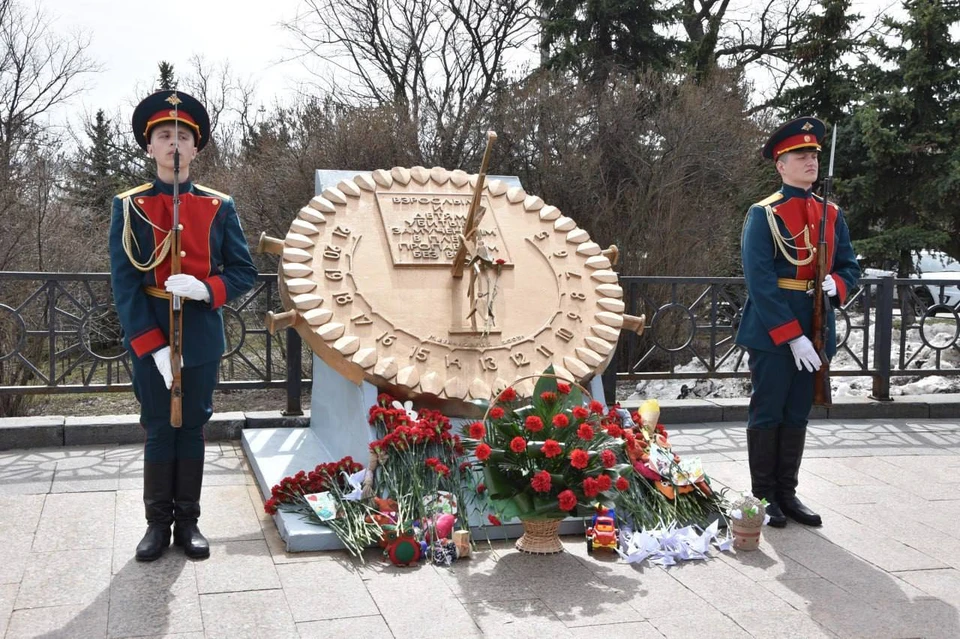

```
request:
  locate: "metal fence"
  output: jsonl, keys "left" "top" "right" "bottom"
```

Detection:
{"left": 0, "top": 272, "right": 307, "bottom": 414}
{"left": 603, "top": 275, "right": 960, "bottom": 401}
{"left": 2, "top": 272, "right": 958, "bottom": 414}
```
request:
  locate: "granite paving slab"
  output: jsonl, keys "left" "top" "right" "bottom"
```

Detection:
{"left": 199, "top": 590, "right": 298, "bottom": 639}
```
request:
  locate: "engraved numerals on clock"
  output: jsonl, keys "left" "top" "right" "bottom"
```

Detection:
{"left": 478, "top": 355, "right": 498, "bottom": 371}
{"left": 376, "top": 332, "right": 397, "bottom": 347}
{"left": 351, "top": 313, "right": 373, "bottom": 326}
{"left": 510, "top": 352, "right": 531, "bottom": 368}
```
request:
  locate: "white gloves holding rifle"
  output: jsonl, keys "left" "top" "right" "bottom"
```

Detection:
{"left": 807, "top": 275, "right": 837, "bottom": 297}
{"left": 165, "top": 274, "right": 210, "bottom": 302}
{"left": 151, "top": 346, "right": 183, "bottom": 389}
{"left": 789, "top": 336, "right": 821, "bottom": 372}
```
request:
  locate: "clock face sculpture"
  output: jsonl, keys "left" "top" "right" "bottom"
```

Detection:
{"left": 264, "top": 165, "right": 629, "bottom": 414}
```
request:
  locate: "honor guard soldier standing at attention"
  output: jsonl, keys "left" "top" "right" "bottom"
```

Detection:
{"left": 736, "top": 117, "right": 860, "bottom": 528}
{"left": 109, "top": 90, "right": 256, "bottom": 561}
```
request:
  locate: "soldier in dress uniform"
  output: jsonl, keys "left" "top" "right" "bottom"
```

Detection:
{"left": 736, "top": 117, "right": 860, "bottom": 527}
{"left": 109, "top": 90, "right": 257, "bottom": 560}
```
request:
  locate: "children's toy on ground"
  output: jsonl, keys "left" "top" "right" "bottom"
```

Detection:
{"left": 586, "top": 507, "right": 619, "bottom": 554}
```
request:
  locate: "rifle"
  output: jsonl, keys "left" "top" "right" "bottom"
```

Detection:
{"left": 168, "top": 93, "right": 184, "bottom": 427}
{"left": 451, "top": 130, "right": 497, "bottom": 278}
{"left": 812, "top": 125, "right": 837, "bottom": 407}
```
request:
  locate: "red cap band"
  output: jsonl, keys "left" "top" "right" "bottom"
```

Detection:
{"left": 144, "top": 109, "right": 201, "bottom": 139}
{"left": 774, "top": 133, "right": 821, "bottom": 159}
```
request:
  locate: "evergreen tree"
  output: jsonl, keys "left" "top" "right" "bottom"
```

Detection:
{"left": 158, "top": 61, "right": 175, "bottom": 90}
{"left": 777, "top": 0, "right": 863, "bottom": 123}
{"left": 66, "top": 110, "right": 124, "bottom": 215}
{"left": 540, "top": 0, "right": 681, "bottom": 83}
{"left": 843, "top": 0, "right": 960, "bottom": 273}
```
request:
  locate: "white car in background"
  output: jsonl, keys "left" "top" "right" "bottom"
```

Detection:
{"left": 862, "top": 250, "right": 960, "bottom": 310}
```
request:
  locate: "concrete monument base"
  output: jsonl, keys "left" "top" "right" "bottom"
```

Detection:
{"left": 242, "top": 356, "right": 607, "bottom": 551}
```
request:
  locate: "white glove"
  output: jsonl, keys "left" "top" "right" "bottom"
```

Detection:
{"left": 165, "top": 274, "right": 210, "bottom": 302}
{"left": 789, "top": 336, "right": 822, "bottom": 373}
{"left": 151, "top": 346, "right": 174, "bottom": 389}
{"left": 807, "top": 275, "right": 838, "bottom": 297}
{"left": 822, "top": 275, "right": 837, "bottom": 297}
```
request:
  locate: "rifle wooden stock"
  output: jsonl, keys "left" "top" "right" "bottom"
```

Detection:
{"left": 452, "top": 131, "right": 497, "bottom": 278}
{"left": 812, "top": 191, "right": 832, "bottom": 407}
{"left": 169, "top": 147, "right": 184, "bottom": 428}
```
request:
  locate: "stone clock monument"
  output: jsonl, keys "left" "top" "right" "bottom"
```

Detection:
{"left": 244, "top": 134, "right": 645, "bottom": 549}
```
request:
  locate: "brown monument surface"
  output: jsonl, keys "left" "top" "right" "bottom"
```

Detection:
{"left": 260, "top": 140, "right": 643, "bottom": 415}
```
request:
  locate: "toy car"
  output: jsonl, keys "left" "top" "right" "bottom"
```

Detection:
{"left": 586, "top": 513, "right": 619, "bottom": 553}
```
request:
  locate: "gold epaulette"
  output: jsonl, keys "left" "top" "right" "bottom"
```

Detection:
{"left": 116, "top": 183, "right": 152, "bottom": 200}
{"left": 756, "top": 192, "right": 784, "bottom": 208}
{"left": 194, "top": 184, "right": 230, "bottom": 200}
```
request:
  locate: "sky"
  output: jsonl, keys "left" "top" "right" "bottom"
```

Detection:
{"left": 41, "top": 0, "right": 313, "bottom": 120}
{"left": 38, "top": 0, "right": 905, "bottom": 129}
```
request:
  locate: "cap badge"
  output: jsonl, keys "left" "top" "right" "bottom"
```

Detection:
{"left": 165, "top": 93, "right": 182, "bottom": 107}
{"left": 801, "top": 122, "right": 814, "bottom": 131}
{"left": 804, "top": 135, "right": 811, "bottom": 142}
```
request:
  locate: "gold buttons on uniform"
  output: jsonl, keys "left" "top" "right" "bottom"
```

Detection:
{"left": 180, "top": 251, "right": 186, "bottom": 257}
{"left": 212, "top": 199, "right": 219, "bottom": 206}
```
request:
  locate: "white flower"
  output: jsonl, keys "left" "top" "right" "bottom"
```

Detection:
{"left": 729, "top": 508, "right": 743, "bottom": 520}
{"left": 391, "top": 400, "right": 418, "bottom": 422}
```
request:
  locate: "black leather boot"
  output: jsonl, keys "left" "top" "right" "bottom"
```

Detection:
{"left": 173, "top": 458, "right": 210, "bottom": 559}
{"left": 136, "top": 461, "right": 175, "bottom": 561}
{"left": 777, "top": 427, "right": 822, "bottom": 526}
{"left": 746, "top": 428, "right": 787, "bottom": 527}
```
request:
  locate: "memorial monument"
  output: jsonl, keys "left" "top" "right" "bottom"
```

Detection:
{"left": 243, "top": 133, "right": 645, "bottom": 550}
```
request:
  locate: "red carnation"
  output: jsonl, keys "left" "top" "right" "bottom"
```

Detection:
{"left": 498, "top": 387, "right": 517, "bottom": 402}
{"left": 510, "top": 436, "right": 527, "bottom": 453}
{"left": 605, "top": 424, "right": 624, "bottom": 438}
{"left": 468, "top": 422, "right": 486, "bottom": 439}
{"left": 525, "top": 415, "right": 544, "bottom": 432}
{"left": 540, "top": 391, "right": 557, "bottom": 403}
{"left": 264, "top": 498, "right": 279, "bottom": 515}
{"left": 495, "top": 258, "right": 506, "bottom": 265}
{"left": 572, "top": 406, "right": 589, "bottom": 419}
{"left": 570, "top": 448, "right": 589, "bottom": 469}
{"left": 597, "top": 474, "right": 612, "bottom": 491}
{"left": 477, "top": 482, "right": 486, "bottom": 494}
{"left": 425, "top": 457, "right": 440, "bottom": 468}
{"left": 542, "top": 439, "right": 562, "bottom": 458}
{"left": 489, "top": 406, "right": 505, "bottom": 419}
{"left": 434, "top": 463, "right": 451, "bottom": 477}
{"left": 476, "top": 443, "right": 492, "bottom": 461}
{"left": 487, "top": 514, "right": 502, "bottom": 526}
{"left": 558, "top": 489, "right": 578, "bottom": 511}
{"left": 589, "top": 400, "right": 605, "bottom": 414}
{"left": 577, "top": 423, "right": 595, "bottom": 440}
{"left": 582, "top": 476, "right": 600, "bottom": 497}
{"left": 552, "top": 413, "right": 570, "bottom": 428}
{"left": 557, "top": 382, "right": 571, "bottom": 394}
{"left": 616, "top": 476, "right": 629, "bottom": 491}
{"left": 531, "top": 470, "right": 552, "bottom": 493}
{"left": 600, "top": 449, "right": 616, "bottom": 468}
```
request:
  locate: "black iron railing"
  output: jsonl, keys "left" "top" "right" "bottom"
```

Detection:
{"left": 603, "top": 275, "right": 960, "bottom": 401}
{"left": 2, "top": 272, "right": 959, "bottom": 414}
{"left": 0, "top": 272, "right": 307, "bottom": 414}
